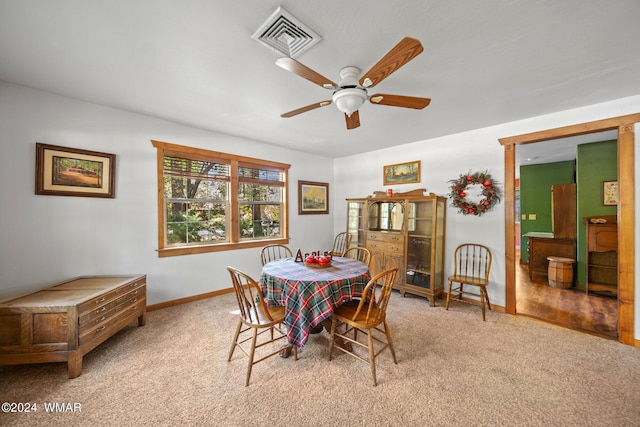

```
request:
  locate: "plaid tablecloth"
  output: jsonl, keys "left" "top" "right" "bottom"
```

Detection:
{"left": 260, "top": 257, "right": 371, "bottom": 349}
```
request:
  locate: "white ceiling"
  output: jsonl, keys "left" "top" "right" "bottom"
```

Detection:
{"left": 1, "top": 1, "right": 638, "bottom": 160}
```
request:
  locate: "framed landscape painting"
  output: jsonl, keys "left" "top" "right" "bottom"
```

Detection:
{"left": 383, "top": 160, "right": 420, "bottom": 185}
{"left": 298, "top": 180, "right": 329, "bottom": 214}
{"left": 35, "top": 143, "right": 116, "bottom": 198}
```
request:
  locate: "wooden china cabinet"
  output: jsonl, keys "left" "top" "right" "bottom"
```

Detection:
{"left": 346, "top": 189, "right": 446, "bottom": 306}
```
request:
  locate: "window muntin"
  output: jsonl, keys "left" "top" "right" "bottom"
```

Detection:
{"left": 152, "top": 141, "right": 289, "bottom": 257}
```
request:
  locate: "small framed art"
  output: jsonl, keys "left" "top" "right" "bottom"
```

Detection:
{"left": 298, "top": 180, "right": 329, "bottom": 214}
{"left": 602, "top": 180, "right": 618, "bottom": 206}
{"left": 383, "top": 160, "right": 420, "bottom": 185}
{"left": 35, "top": 143, "right": 116, "bottom": 198}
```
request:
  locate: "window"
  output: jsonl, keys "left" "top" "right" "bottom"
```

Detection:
{"left": 152, "top": 140, "right": 290, "bottom": 257}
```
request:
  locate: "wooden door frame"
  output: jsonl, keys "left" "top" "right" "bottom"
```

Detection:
{"left": 499, "top": 113, "right": 639, "bottom": 346}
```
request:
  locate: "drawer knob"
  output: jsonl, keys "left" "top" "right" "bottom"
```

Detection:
{"left": 95, "top": 297, "right": 106, "bottom": 305}
{"left": 95, "top": 325, "right": 106, "bottom": 333}
{"left": 96, "top": 316, "right": 106, "bottom": 323}
{"left": 96, "top": 306, "right": 106, "bottom": 314}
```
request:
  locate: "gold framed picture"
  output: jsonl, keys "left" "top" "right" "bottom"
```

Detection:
{"left": 602, "top": 180, "right": 618, "bottom": 206}
{"left": 298, "top": 180, "right": 329, "bottom": 214}
{"left": 35, "top": 143, "right": 116, "bottom": 198}
{"left": 383, "top": 160, "right": 420, "bottom": 185}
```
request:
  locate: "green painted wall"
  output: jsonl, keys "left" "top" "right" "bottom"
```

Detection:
{"left": 518, "top": 141, "right": 617, "bottom": 284}
{"left": 519, "top": 161, "right": 574, "bottom": 263}
{"left": 575, "top": 140, "right": 617, "bottom": 286}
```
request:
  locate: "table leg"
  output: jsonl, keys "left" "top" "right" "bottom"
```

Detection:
{"left": 279, "top": 346, "right": 293, "bottom": 358}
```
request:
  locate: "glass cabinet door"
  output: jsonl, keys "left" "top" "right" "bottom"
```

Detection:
{"left": 347, "top": 200, "right": 366, "bottom": 248}
{"left": 406, "top": 201, "right": 434, "bottom": 289}
{"left": 433, "top": 199, "right": 446, "bottom": 291}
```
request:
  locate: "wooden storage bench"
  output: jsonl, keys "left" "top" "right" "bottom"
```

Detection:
{"left": 0, "top": 275, "right": 146, "bottom": 378}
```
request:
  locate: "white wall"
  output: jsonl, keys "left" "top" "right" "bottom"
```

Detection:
{"left": 0, "top": 81, "right": 335, "bottom": 304}
{"left": 334, "top": 95, "right": 640, "bottom": 336}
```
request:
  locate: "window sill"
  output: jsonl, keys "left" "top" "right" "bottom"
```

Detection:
{"left": 157, "top": 238, "right": 290, "bottom": 258}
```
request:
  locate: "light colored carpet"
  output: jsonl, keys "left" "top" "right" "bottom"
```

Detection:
{"left": 1, "top": 291, "right": 639, "bottom": 426}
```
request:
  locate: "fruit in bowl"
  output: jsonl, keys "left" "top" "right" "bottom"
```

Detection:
{"left": 305, "top": 256, "right": 317, "bottom": 264}
{"left": 317, "top": 256, "right": 331, "bottom": 264}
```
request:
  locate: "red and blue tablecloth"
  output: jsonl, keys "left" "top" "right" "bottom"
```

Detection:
{"left": 260, "top": 256, "right": 370, "bottom": 349}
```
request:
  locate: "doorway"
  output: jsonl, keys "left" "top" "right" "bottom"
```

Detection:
{"left": 499, "top": 113, "right": 639, "bottom": 346}
{"left": 514, "top": 133, "right": 618, "bottom": 338}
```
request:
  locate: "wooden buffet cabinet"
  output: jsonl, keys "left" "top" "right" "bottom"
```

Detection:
{"left": 346, "top": 190, "right": 446, "bottom": 306}
{"left": 0, "top": 275, "right": 146, "bottom": 378}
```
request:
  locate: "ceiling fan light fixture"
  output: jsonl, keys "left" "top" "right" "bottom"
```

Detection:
{"left": 333, "top": 88, "right": 367, "bottom": 117}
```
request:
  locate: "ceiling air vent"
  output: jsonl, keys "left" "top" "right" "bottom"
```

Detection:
{"left": 252, "top": 7, "right": 321, "bottom": 58}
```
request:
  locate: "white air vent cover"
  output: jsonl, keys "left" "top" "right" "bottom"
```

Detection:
{"left": 252, "top": 7, "right": 321, "bottom": 58}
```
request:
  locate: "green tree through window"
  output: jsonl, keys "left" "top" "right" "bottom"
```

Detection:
{"left": 152, "top": 140, "right": 290, "bottom": 257}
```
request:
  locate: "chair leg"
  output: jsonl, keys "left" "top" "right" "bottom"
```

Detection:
{"left": 368, "top": 329, "right": 377, "bottom": 387}
{"left": 328, "top": 317, "right": 337, "bottom": 361}
{"left": 383, "top": 320, "right": 397, "bottom": 364}
{"left": 245, "top": 328, "right": 258, "bottom": 387}
{"left": 228, "top": 320, "right": 242, "bottom": 361}
{"left": 480, "top": 286, "right": 491, "bottom": 321}
{"left": 484, "top": 287, "right": 492, "bottom": 310}
{"left": 445, "top": 280, "right": 452, "bottom": 310}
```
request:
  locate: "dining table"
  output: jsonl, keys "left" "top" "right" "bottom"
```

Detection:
{"left": 259, "top": 256, "right": 371, "bottom": 350}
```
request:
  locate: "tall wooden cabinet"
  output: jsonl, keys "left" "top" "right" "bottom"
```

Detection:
{"left": 525, "top": 183, "right": 577, "bottom": 280}
{"left": 346, "top": 190, "right": 446, "bottom": 306}
{"left": 552, "top": 184, "right": 576, "bottom": 238}
{"left": 584, "top": 215, "right": 618, "bottom": 296}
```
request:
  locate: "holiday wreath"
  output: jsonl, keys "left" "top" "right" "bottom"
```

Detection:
{"left": 448, "top": 171, "right": 502, "bottom": 216}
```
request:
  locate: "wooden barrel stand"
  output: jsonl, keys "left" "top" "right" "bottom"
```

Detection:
{"left": 547, "top": 256, "right": 575, "bottom": 289}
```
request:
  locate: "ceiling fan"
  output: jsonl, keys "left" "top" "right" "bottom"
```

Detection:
{"left": 276, "top": 37, "right": 431, "bottom": 130}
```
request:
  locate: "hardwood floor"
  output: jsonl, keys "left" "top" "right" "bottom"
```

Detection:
{"left": 516, "top": 256, "right": 618, "bottom": 339}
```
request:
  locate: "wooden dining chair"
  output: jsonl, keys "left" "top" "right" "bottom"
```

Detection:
{"left": 342, "top": 246, "right": 371, "bottom": 266}
{"left": 328, "top": 268, "right": 398, "bottom": 386}
{"left": 330, "top": 232, "right": 351, "bottom": 256}
{"left": 260, "top": 244, "right": 293, "bottom": 266}
{"left": 445, "top": 243, "right": 493, "bottom": 320}
{"left": 226, "top": 266, "right": 297, "bottom": 386}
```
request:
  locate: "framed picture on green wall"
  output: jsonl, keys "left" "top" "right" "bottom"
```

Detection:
{"left": 602, "top": 180, "right": 618, "bottom": 206}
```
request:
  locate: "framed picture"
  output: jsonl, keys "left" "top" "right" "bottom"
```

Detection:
{"left": 35, "top": 143, "right": 116, "bottom": 198}
{"left": 383, "top": 160, "right": 420, "bottom": 185}
{"left": 602, "top": 180, "right": 618, "bottom": 206}
{"left": 298, "top": 180, "right": 329, "bottom": 214}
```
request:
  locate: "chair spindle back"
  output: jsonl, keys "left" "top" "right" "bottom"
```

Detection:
{"left": 453, "top": 243, "right": 492, "bottom": 282}
{"left": 227, "top": 266, "right": 272, "bottom": 326}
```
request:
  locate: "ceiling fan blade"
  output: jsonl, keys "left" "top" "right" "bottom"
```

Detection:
{"left": 281, "top": 100, "right": 332, "bottom": 118}
{"left": 345, "top": 111, "right": 361, "bottom": 130}
{"left": 276, "top": 57, "right": 337, "bottom": 89}
{"left": 359, "top": 37, "right": 424, "bottom": 88}
{"left": 369, "top": 94, "right": 431, "bottom": 109}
